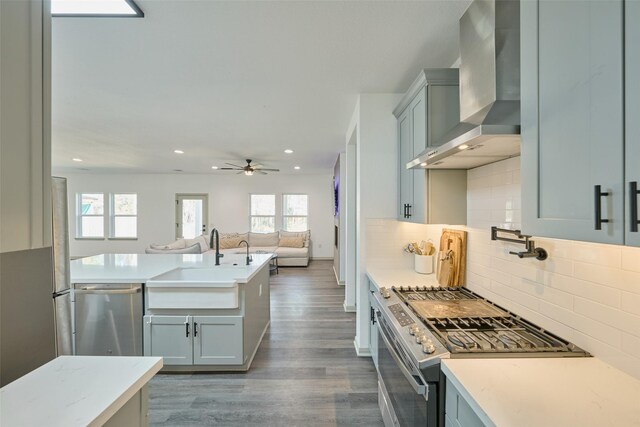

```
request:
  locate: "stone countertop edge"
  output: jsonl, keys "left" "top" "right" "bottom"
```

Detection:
{"left": 440, "top": 358, "right": 640, "bottom": 427}
{"left": 366, "top": 265, "right": 440, "bottom": 290}
{"left": 0, "top": 356, "right": 163, "bottom": 427}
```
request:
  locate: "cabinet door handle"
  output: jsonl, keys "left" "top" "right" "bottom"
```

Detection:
{"left": 594, "top": 185, "right": 610, "bottom": 230}
{"left": 407, "top": 204, "right": 412, "bottom": 218}
{"left": 185, "top": 322, "right": 190, "bottom": 337}
{"left": 194, "top": 322, "right": 198, "bottom": 337}
{"left": 403, "top": 204, "right": 407, "bottom": 218}
{"left": 631, "top": 181, "right": 639, "bottom": 232}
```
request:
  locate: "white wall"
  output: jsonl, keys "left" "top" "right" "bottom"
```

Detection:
{"left": 347, "top": 93, "right": 402, "bottom": 355}
{"left": 366, "top": 156, "right": 640, "bottom": 380}
{"left": 60, "top": 172, "right": 334, "bottom": 258}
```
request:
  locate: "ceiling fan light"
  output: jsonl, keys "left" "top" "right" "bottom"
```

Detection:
{"left": 244, "top": 170, "right": 254, "bottom": 176}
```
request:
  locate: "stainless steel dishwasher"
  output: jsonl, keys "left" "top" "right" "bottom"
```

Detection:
{"left": 74, "top": 283, "right": 143, "bottom": 356}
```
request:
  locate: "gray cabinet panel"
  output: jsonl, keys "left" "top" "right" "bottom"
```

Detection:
{"left": 399, "top": 109, "right": 413, "bottom": 220}
{"left": 522, "top": 0, "right": 624, "bottom": 244}
{"left": 445, "top": 378, "right": 487, "bottom": 427}
{"left": 143, "top": 315, "right": 193, "bottom": 365}
{"left": 193, "top": 315, "right": 243, "bottom": 365}
{"left": 626, "top": 0, "right": 640, "bottom": 247}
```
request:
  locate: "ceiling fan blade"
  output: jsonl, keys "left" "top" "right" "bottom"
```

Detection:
{"left": 225, "top": 162, "right": 244, "bottom": 168}
{"left": 220, "top": 167, "right": 239, "bottom": 170}
{"left": 236, "top": 171, "right": 245, "bottom": 175}
{"left": 257, "top": 168, "right": 280, "bottom": 172}
{"left": 256, "top": 170, "right": 268, "bottom": 175}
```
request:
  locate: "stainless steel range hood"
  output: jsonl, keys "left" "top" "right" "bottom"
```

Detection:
{"left": 409, "top": 0, "right": 521, "bottom": 170}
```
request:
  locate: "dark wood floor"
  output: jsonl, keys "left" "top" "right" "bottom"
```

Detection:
{"left": 148, "top": 260, "right": 384, "bottom": 426}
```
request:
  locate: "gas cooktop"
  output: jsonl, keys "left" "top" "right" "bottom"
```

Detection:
{"left": 392, "top": 286, "right": 588, "bottom": 357}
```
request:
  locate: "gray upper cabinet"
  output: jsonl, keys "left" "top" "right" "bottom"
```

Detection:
{"left": 394, "top": 69, "right": 467, "bottom": 224}
{"left": 521, "top": 0, "right": 625, "bottom": 245}
{"left": 626, "top": 0, "right": 640, "bottom": 247}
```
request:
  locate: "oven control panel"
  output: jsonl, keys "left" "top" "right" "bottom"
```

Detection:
{"left": 388, "top": 303, "right": 414, "bottom": 327}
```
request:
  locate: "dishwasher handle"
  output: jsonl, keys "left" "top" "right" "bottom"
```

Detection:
{"left": 75, "top": 286, "right": 141, "bottom": 295}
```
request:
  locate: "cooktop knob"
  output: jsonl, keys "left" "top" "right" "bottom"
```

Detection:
{"left": 422, "top": 342, "right": 436, "bottom": 354}
{"left": 416, "top": 334, "right": 427, "bottom": 344}
{"left": 379, "top": 286, "right": 387, "bottom": 294}
{"left": 408, "top": 325, "right": 419, "bottom": 335}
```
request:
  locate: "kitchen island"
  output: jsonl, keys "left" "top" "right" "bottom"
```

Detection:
{"left": 70, "top": 253, "right": 273, "bottom": 372}
{"left": 0, "top": 356, "right": 162, "bottom": 427}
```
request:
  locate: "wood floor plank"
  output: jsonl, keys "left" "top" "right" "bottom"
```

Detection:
{"left": 149, "top": 260, "right": 383, "bottom": 426}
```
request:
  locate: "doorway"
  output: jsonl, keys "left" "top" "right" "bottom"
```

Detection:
{"left": 175, "top": 194, "right": 208, "bottom": 239}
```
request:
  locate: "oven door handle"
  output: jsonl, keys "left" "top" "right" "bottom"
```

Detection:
{"left": 376, "top": 320, "right": 428, "bottom": 398}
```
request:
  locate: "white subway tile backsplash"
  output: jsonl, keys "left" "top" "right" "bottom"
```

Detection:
{"left": 364, "top": 157, "right": 640, "bottom": 379}
{"left": 620, "top": 292, "right": 640, "bottom": 316}
{"left": 571, "top": 241, "right": 622, "bottom": 268}
{"left": 573, "top": 262, "right": 640, "bottom": 295}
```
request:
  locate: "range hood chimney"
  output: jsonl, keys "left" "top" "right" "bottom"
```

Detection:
{"left": 409, "top": 0, "right": 521, "bottom": 170}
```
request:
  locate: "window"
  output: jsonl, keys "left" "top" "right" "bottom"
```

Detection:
{"left": 76, "top": 192, "right": 138, "bottom": 239}
{"left": 282, "top": 194, "right": 308, "bottom": 232}
{"left": 110, "top": 193, "right": 138, "bottom": 238}
{"left": 250, "top": 194, "right": 276, "bottom": 233}
{"left": 77, "top": 193, "right": 105, "bottom": 238}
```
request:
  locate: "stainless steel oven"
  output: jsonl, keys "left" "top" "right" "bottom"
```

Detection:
{"left": 376, "top": 310, "right": 431, "bottom": 427}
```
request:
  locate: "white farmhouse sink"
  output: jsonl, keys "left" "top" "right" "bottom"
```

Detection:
{"left": 146, "top": 268, "right": 240, "bottom": 309}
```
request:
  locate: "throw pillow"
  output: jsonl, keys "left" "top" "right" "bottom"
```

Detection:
{"left": 219, "top": 236, "right": 242, "bottom": 249}
{"left": 279, "top": 230, "right": 310, "bottom": 247}
{"left": 279, "top": 236, "right": 304, "bottom": 248}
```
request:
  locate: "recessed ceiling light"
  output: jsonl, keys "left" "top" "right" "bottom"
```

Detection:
{"left": 51, "top": 0, "right": 144, "bottom": 17}
{"left": 284, "top": 149, "right": 294, "bottom": 154}
{"left": 294, "top": 166, "right": 301, "bottom": 170}
{"left": 72, "top": 158, "right": 83, "bottom": 162}
{"left": 420, "top": 162, "right": 427, "bottom": 167}
{"left": 174, "top": 150, "right": 184, "bottom": 154}
{"left": 211, "top": 166, "right": 219, "bottom": 170}
{"left": 458, "top": 144, "right": 470, "bottom": 150}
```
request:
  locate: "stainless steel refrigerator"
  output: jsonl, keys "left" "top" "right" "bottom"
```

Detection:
{"left": 0, "top": 177, "right": 71, "bottom": 386}
{"left": 52, "top": 176, "right": 73, "bottom": 356}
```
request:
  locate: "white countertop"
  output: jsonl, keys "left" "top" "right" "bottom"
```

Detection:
{"left": 70, "top": 253, "right": 273, "bottom": 284}
{"left": 441, "top": 358, "right": 640, "bottom": 427}
{"left": 0, "top": 356, "right": 163, "bottom": 427}
{"left": 366, "top": 264, "right": 439, "bottom": 290}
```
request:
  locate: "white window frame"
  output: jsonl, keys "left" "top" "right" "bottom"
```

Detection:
{"left": 76, "top": 192, "right": 106, "bottom": 239}
{"left": 109, "top": 193, "right": 138, "bottom": 240}
{"left": 282, "top": 193, "right": 309, "bottom": 232}
{"left": 249, "top": 194, "right": 276, "bottom": 233}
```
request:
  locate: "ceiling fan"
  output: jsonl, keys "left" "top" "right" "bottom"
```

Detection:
{"left": 220, "top": 159, "right": 279, "bottom": 176}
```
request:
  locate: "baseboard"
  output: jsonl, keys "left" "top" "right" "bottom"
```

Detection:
{"left": 311, "top": 257, "right": 333, "bottom": 261}
{"left": 353, "top": 339, "right": 372, "bottom": 357}
{"left": 343, "top": 302, "right": 356, "bottom": 313}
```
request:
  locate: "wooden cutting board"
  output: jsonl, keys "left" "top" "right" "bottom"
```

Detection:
{"left": 437, "top": 228, "right": 467, "bottom": 287}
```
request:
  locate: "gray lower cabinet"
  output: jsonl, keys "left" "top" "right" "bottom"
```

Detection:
{"left": 521, "top": 0, "right": 626, "bottom": 245}
{"left": 626, "top": 0, "right": 640, "bottom": 247}
{"left": 193, "top": 315, "right": 243, "bottom": 365}
{"left": 144, "top": 315, "right": 243, "bottom": 366}
{"left": 144, "top": 315, "right": 192, "bottom": 366}
{"left": 445, "top": 378, "right": 487, "bottom": 427}
{"left": 395, "top": 69, "right": 467, "bottom": 224}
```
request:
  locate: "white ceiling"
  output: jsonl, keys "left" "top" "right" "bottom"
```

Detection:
{"left": 52, "top": 0, "right": 470, "bottom": 175}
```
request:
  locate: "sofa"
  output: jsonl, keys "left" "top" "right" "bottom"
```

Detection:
{"left": 218, "top": 230, "right": 310, "bottom": 267}
{"left": 145, "top": 231, "right": 310, "bottom": 267}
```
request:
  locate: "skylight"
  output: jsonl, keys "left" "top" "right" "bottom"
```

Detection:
{"left": 52, "top": 0, "right": 144, "bottom": 17}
